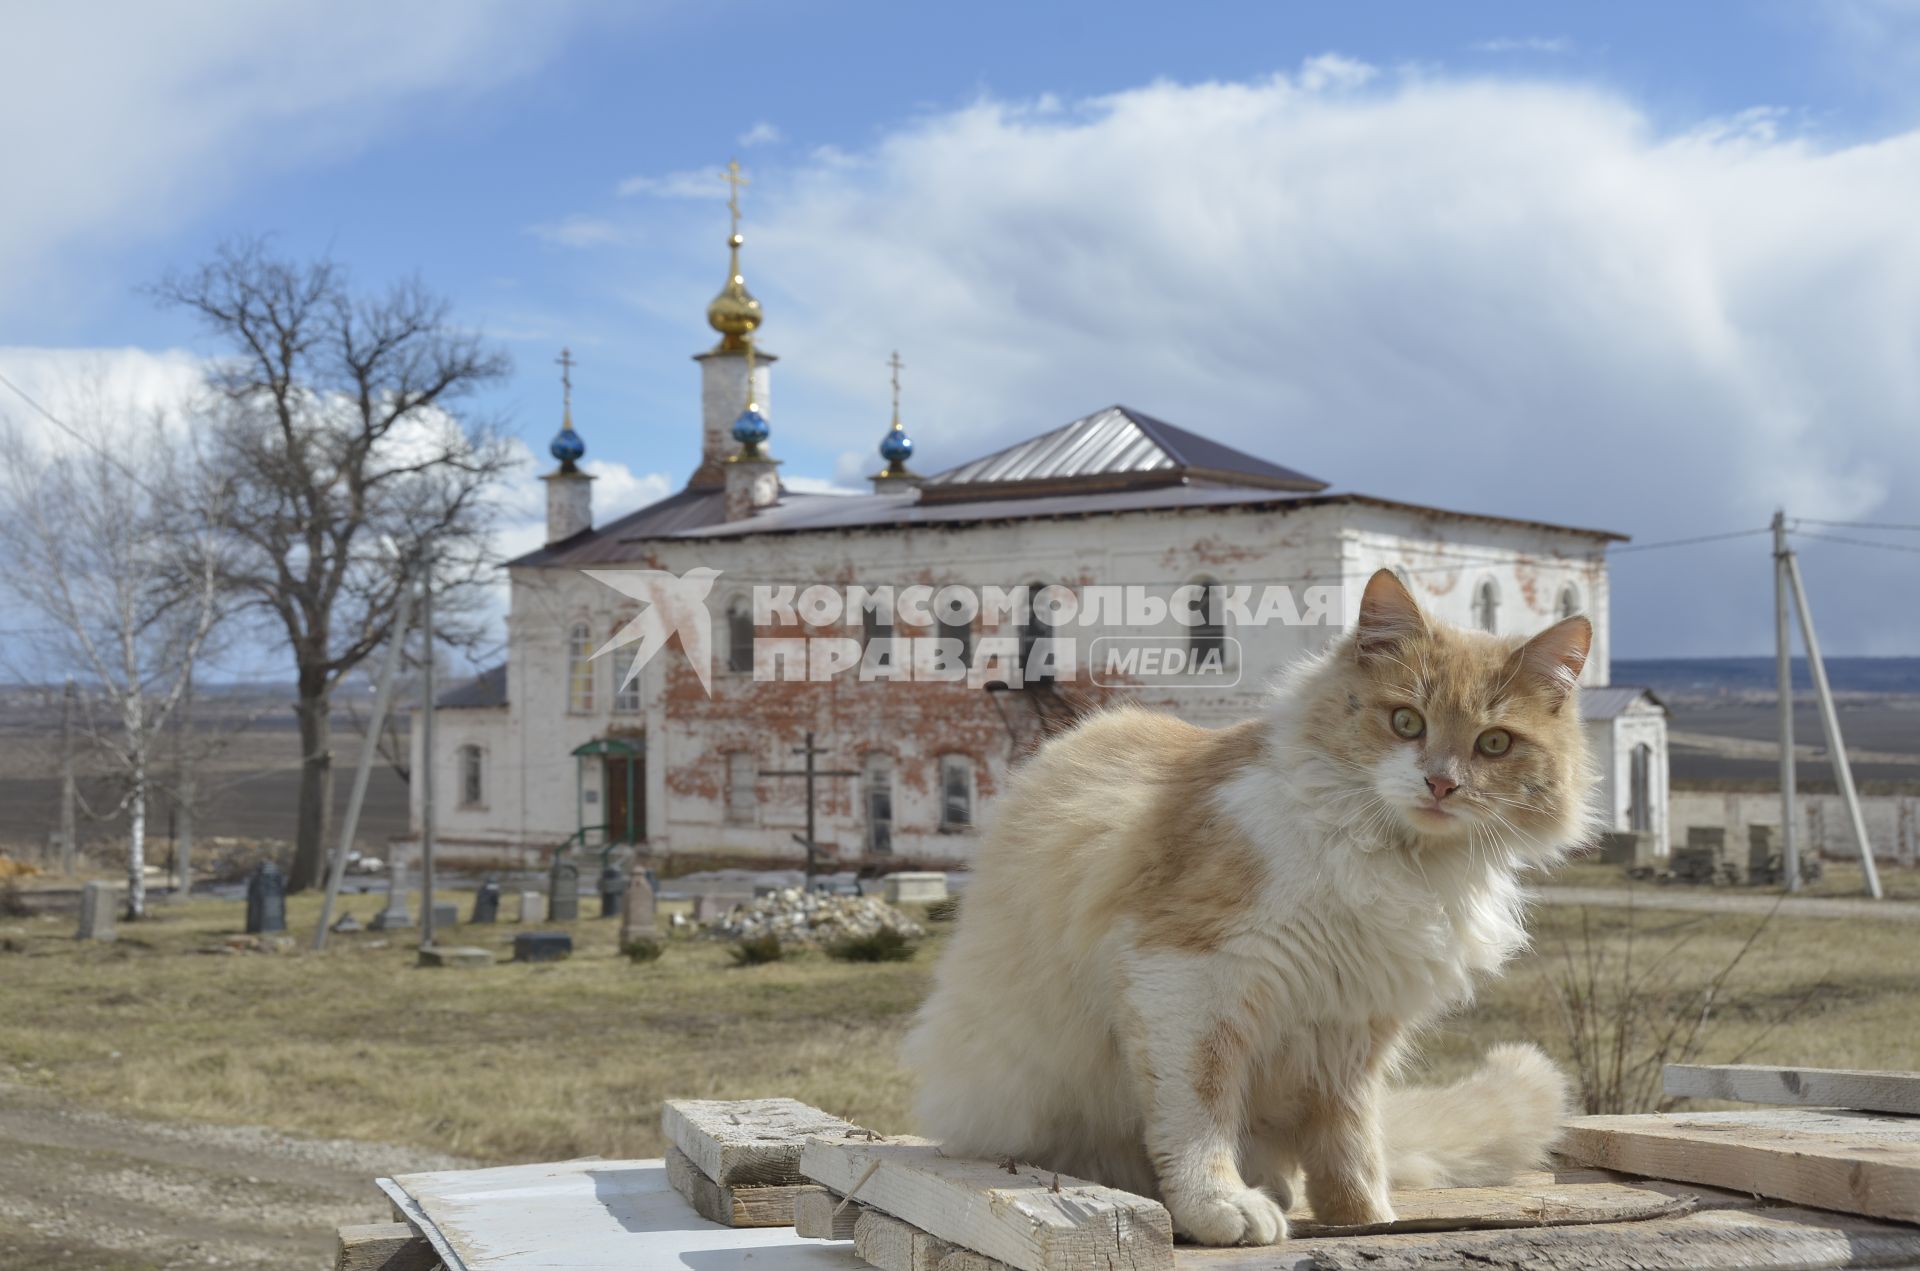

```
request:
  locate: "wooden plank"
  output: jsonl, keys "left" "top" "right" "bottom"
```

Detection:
{"left": 334, "top": 1222, "right": 439, "bottom": 1271}
{"left": 800, "top": 1136, "right": 1173, "bottom": 1271}
{"left": 854, "top": 1210, "right": 956, "bottom": 1271}
{"left": 1286, "top": 1179, "right": 1695, "bottom": 1237}
{"left": 1180, "top": 1203, "right": 1920, "bottom": 1271}
{"left": 665, "top": 1144, "right": 821, "bottom": 1227}
{"left": 795, "top": 1189, "right": 861, "bottom": 1240}
{"left": 1560, "top": 1109, "right": 1920, "bottom": 1224}
{"left": 662, "top": 1097, "right": 868, "bottom": 1187}
{"left": 1666, "top": 1064, "right": 1920, "bottom": 1116}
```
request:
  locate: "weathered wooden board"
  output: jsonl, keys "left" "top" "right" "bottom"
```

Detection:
{"left": 1181, "top": 1204, "right": 1920, "bottom": 1270}
{"left": 1285, "top": 1179, "right": 1696, "bottom": 1237}
{"left": 796, "top": 1189, "right": 861, "bottom": 1241}
{"left": 334, "top": 1221, "right": 439, "bottom": 1271}
{"left": 666, "top": 1144, "right": 822, "bottom": 1227}
{"left": 1665, "top": 1064, "right": 1920, "bottom": 1116}
{"left": 800, "top": 1136, "right": 1174, "bottom": 1271}
{"left": 854, "top": 1210, "right": 959, "bottom": 1271}
{"left": 663, "top": 1097, "right": 868, "bottom": 1187}
{"left": 1560, "top": 1109, "right": 1920, "bottom": 1225}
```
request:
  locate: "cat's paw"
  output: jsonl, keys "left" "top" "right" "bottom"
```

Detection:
{"left": 1307, "top": 1184, "right": 1395, "bottom": 1228}
{"left": 1171, "top": 1186, "right": 1289, "bottom": 1246}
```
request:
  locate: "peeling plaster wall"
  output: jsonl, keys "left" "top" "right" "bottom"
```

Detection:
{"left": 415, "top": 497, "right": 1627, "bottom": 865}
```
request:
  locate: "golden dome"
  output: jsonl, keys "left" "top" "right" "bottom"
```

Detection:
{"left": 706, "top": 232, "right": 762, "bottom": 352}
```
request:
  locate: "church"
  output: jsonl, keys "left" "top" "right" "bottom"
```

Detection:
{"left": 411, "top": 186, "right": 1670, "bottom": 870}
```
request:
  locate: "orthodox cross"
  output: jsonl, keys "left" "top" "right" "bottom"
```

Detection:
{"left": 555, "top": 347, "right": 576, "bottom": 413}
{"left": 887, "top": 350, "right": 904, "bottom": 424}
{"left": 759, "top": 730, "right": 859, "bottom": 884}
{"left": 723, "top": 158, "right": 749, "bottom": 236}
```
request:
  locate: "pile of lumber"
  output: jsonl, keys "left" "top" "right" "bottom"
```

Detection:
{"left": 662, "top": 1096, "right": 869, "bottom": 1228}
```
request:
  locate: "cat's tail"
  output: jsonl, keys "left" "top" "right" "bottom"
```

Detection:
{"left": 1382, "top": 1043, "right": 1571, "bottom": 1189}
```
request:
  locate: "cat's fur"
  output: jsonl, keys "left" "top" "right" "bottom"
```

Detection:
{"left": 904, "top": 569, "right": 1592, "bottom": 1246}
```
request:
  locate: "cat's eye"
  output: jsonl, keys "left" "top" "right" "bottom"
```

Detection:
{"left": 1477, "top": 728, "right": 1513, "bottom": 756}
{"left": 1390, "top": 707, "right": 1425, "bottom": 739}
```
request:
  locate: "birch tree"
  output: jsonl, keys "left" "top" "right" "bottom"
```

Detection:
{"left": 0, "top": 394, "right": 228, "bottom": 918}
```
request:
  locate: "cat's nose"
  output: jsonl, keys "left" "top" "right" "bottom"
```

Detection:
{"left": 1425, "top": 774, "right": 1458, "bottom": 801}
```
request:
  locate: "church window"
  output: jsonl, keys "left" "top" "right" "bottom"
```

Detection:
{"left": 458, "top": 744, "right": 485, "bottom": 809}
{"left": 1187, "top": 577, "right": 1226, "bottom": 663}
{"left": 725, "top": 751, "right": 756, "bottom": 825}
{"left": 940, "top": 754, "right": 974, "bottom": 830}
{"left": 566, "top": 620, "right": 595, "bottom": 712}
{"left": 864, "top": 753, "right": 894, "bottom": 854}
{"left": 1558, "top": 584, "right": 1582, "bottom": 622}
{"left": 727, "top": 595, "right": 754, "bottom": 674}
{"left": 1019, "top": 581, "right": 1056, "bottom": 685}
{"left": 862, "top": 597, "right": 893, "bottom": 650}
{"left": 1629, "top": 743, "right": 1652, "bottom": 832}
{"left": 1473, "top": 579, "right": 1500, "bottom": 634}
{"left": 613, "top": 615, "right": 643, "bottom": 711}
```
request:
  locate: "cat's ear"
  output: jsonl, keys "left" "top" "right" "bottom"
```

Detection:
{"left": 1511, "top": 616, "right": 1592, "bottom": 710}
{"left": 1354, "top": 569, "right": 1426, "bottom": 661}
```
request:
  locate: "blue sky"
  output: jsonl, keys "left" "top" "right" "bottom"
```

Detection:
{"left": 4, "top": 0, "right": 1919, "bottom": 659}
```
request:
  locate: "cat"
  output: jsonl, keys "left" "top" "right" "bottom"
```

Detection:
{"left": 903, "top": 568, "right": 1593, "bottom": 1246}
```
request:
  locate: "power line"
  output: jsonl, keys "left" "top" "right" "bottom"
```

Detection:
{"left": 1793, "top": 517, "right": 1920, "bottom": 533}
{"left": 0, "top": 367, "right": 172, "bottom": 502}
{"left": 1789, "top": 528, "right": 1920, "bottom": 556}
{"left": 1609, "top": 526, "right": 1772, "bottom": 554}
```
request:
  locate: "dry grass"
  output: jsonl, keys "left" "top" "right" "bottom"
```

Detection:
{"left": 1546, "top": 857, "right": 1920, "bottom": 900}
{"left": 0, "top": 888, "right": 1915, "bottom": 1164}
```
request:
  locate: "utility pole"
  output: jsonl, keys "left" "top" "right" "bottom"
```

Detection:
{"left": 419, "top": 551, "right": 438, "bottom": 950}
{"left": 58, "top": 677, "right": 76, "bottom": 875}
{"left": 313, "top": 558, "right": 416, "bottom": 951}
{"left": 760, "top": 731, "right": 859, "bottom": 885}
{"left": 1772, "top": 511, "right": 1798, "bottom": 890}
{"left": 1780, "top": 542, "right": 1883, "bottom": 899}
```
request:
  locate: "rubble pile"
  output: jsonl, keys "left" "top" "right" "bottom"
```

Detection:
{"left": 704, "top": 888, "right": 924, "bottom": 946}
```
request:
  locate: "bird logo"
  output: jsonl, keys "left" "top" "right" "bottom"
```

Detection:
{"left": 584, "top": 567, "right": 724, "bottom": 697}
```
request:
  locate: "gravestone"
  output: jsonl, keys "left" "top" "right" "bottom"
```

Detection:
{"left": 471, "top": 878, "right": 502, "bottom": 924}
{"left": 512, "top": 931, "right": 573, "bottom": 963}
{"left": 245, "top": 861, "right": 287, "bottom": 935}
{"left": 1597, "top": 831, "right": 1656, "bottom": 870}
{"left": 1747, "top": 825, "right": 1780, "bottom": 885}
{"left": 692, "top": 894, "right": 744, "bottom": 923}
{"left": 548, "top": 858, "right": 580, "bottom": 922}
{"left": 518, "top": 890, "right": 544, "bottom": 923}
{"left": 881, "top": 872, "right": 949, "bottom": 905}
{"left": 598, "top": 862, "right": 627, "bottom": 919}
{"left": 418, "top": 945, "right": 495, "bottom": 968}
{"left": 330, "top": 910, "right": 363, "bottom": 934}
{"left": 76, "top": 881, "right": 116, "bottom": 942}
{"left": 430, "top": 902, "right": 458, "bottom": 930}
{"left": 620, "top": 872, "right": 658, "bottom": 946}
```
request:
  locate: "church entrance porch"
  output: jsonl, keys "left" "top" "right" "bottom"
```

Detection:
{"left": 571, "top": 736, "right": 646, "bottom": 848}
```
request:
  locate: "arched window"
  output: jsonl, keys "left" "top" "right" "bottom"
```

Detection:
{"left": 566, "top": 620, "right": 595, "bottom": 712}
{"left": 1186, "top": 578, "right": 1226, "bottom": 663}
{"left": 934, "top": 587, "right": 972, "bottom": 668}
{"left": 1557, "top": 583, "right": 1582, "bottom": 622}
{"left": 726, "top": 595, "right": 754, "bottom": 674}
{"left": 725, "top": 750, "right": 757, "bottom": 825}
{"left": 1473, "top": 579, "right": 1500, "bottom": 634}
{"left": 1019, "top": 581, "right": 1057, "bottom": 685}
{"left": 862, "top": 597, "right": 893, "bottom": 651}
{"left": 1629, "top": 743, "right": 1652, "bottom": 832}
{"left": 864, "top": 753, "right": 894, "bottom": 854}
{"left": 458, "top": 744, "right": 485, "bottom": 809}
{"left": 612, "top": 614, "right": 643, "bottom": 712}
{"left": 940, "top": 755, "right": 975, "bottom": 830}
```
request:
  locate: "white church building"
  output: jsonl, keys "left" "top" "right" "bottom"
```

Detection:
{"left": 412, "top": 206, "right": 1670, "bottom": 869}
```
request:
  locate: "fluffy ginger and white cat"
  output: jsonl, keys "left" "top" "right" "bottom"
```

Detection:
{"left": 905, "top": 568, "right": 1593, "bottom": 1246}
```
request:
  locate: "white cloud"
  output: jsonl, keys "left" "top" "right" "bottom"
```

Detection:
{"left": 617, "top": 167, "right": 730, "bottom": 199}
{"left": 739, "top": 121, "right": 785, "bottom": 147}
{"left": 740, "top": 58, "right": 1920, "bottom": 654}
{"left": 1470, "top": 36, "right": 1574, "bottom": 55}
{"left": 0, "top": 1, "right": 590, "bottom": 322}
{"left": 527, "top": 215, "right": 629, "bottom": 249}
{"left": 0, "top": 347, "right": 207, "bottom": 454}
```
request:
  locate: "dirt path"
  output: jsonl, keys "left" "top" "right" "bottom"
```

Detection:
{"left": 0, "top": 1083, "right": 471, "bottom": 1270}
{"left": 1531, "top": 885, "right": 1920, "bottom": 923}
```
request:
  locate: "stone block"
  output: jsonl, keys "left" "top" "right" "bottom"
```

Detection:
{"left": 880, "top": 872, "right": 949, "bottom": 905}
{"left": 517, "top": 890, "right": 544, "bottom": 923}
{"left": 76, "top": 881, "right": 117, "bottom": 942}
{"left": 512, "top": 931, "right": 573, "bottom": 963}
{"left": 418, "top": 945, "right": 495, "bottom": 968}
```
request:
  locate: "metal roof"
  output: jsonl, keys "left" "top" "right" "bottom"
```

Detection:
{"left": 1581, "top": 685, "right": 1666, "bottom": 720}
{"left": 920, "top": 405, "right": 1326, "bottom": 499}
{"left": 439, "top": 663, "right": 508, "bottom": 710}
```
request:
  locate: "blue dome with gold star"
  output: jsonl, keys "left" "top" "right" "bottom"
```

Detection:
{"left": 550, "top": 425, "right": 585, "bottom": 465}
{"left": 880, "top": 426, "right": 913, "bottom": 464}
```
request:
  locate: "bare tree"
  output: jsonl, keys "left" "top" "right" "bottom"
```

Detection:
{"left": 0, "top": 391, "right": 229, "bottom": 918}
{"left": 154, "top": 240, "right": 513, "bottom": 890}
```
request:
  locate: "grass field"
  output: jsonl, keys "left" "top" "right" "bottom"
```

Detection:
{"left": 2, "top": 884, "right": 1916, "bottom": 1166}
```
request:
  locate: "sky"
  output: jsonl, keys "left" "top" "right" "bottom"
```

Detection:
{"left": 2, "top": 0, "right": 1919, "bottom": 663}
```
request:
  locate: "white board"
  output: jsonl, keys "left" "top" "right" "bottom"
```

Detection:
{"left": 385, "top": 1157, "right": 865, "bottom": 1270}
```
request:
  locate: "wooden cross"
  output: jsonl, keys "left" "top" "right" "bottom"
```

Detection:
{"left": 887, "top": 350, "right": 904, "bottom": 422}
{"left": 723, "top": 158, "right": 749, "bottom": 236}
{"left": 555, "top": 347, "right": 576, "bottom": 412}
{"left": 760, "top": 730, "right": 860, "bottom": 884}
